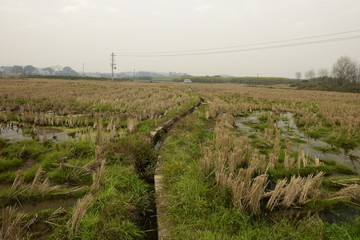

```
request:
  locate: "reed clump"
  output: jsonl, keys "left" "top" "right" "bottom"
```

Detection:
{"left": 200, "top": 118, "right": 327, "bottom": 214}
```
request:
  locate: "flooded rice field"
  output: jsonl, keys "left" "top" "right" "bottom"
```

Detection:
{"left": 0, "top": 123, "right": 76, "bottom": 142}
{"left": 236, "top": 112, "right": 360, "bottom": 172}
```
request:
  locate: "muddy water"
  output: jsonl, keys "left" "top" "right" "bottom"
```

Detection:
{"left": 0, "top": 124, "right": 32, "bottom": 141}
{"left": 277, "top": 112, "right": 360, "bottom": 172}
{"left": 0, "top": 123, "right": 74, "bottom": 142}
{"left": 0, "top": 199, "right": 76, "bottom": 217}
{"left": 235, "top": 115, "right": 258, "bottom": 136}
{"left": 320, "top": 208, "right": 360, "bottom": 224}
{"left": 235, "top": 112, "right": 360, "bottom": 172}
{"left": 18, "top": 199, "right": 76, "bottom": 214}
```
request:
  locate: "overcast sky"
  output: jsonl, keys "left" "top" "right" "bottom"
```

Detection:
{"left": 1, "top": 0, "right": 360, "bottom": 77}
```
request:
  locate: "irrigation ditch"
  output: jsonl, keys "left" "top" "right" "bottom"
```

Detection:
{"left": 141, "top": 97, "right": 205, "bottom": 240}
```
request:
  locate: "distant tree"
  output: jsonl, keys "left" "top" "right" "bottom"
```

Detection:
{"left": 41, "top": 67, "right": 55, "bottom": 75}
{"left": 332, "top": 56, "right": 357, "bottom": 85}
{"left": 295, "top": 72, "right": 302, "bottom": 80}
{"left": 60, "top": 66, "right": 79, "bottom": 77}
{"left": 317, "top": 68, "right": 329, "bottom": 78}
{"left": 12, "top": 65, "right": 24, "bottom": 74}
{"left": 305, "top": 69, "right": 316, "bottom": 80}
{"left": 24, "top": 65, "right": 38, "bottom": 75}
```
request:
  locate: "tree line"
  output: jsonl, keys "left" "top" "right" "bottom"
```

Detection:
{"left": 296, "top": 56, "right": 360, "bottom": 86}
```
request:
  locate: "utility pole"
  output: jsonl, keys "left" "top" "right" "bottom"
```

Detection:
{"left": 133, "top": 69, "right": 136, "bottom": 81}
{"left": 110, "top": 52, "right": 116, "bottom": 81}
{"left": 82, "top": 63, "right": 85, "bottom": 77}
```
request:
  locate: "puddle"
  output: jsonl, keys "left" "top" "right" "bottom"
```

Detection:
{"left": 0, "top": 123, "right": 75, "bottom": 142}
{"left": 0, "top": 124, "right": 32, "bottom": 141}
{"left": 235, "top": 114, "right": 259, "bottom": 136}
{"left": 40, "top": 128, "right": 74, "bottom": 142}
{"left": 235, "top": 112, "right": 360, "bottom": 172}
{"left": 320, "top": 208, "right": 360, "bottom": 224}
{"left": 277, "top": 112, "right": 360, "bottom": 172}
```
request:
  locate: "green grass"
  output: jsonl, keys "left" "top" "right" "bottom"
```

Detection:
{"left": 0, "top": 139, "right": 49, "bottom": 161}
{"left": 50, "top": 165, "right": 149, "bottom": 240}
{"left": 159, "top": 105, "right": 360, "bottom": 240}
{"left": 306, "top": 127, "right": 330, "bottom": 139}
{"left": 291, "top": 137, "right": 307, "bottom": 144}
{"left": 0, "top": 157, "right": 23, "bottom": 171}
{"left": 313, "top": 146, "right": 341, "bottom": 154}
{"left": 0, "top": 171, "right": 15, "bottom": 183}
{"left": 61, "top": 140, "right": 96, "bottom": 159}
{"left": 267, "top": 162, "right": 357, "bottom": 182}
{"left": 0, "top": 185, "right": 88, "bottom": 208}
{"left": 47, "top": 166, "right": 92, "bottom": 186}
{"left": 324, "top": 134, "right": 360, "bottom": 150}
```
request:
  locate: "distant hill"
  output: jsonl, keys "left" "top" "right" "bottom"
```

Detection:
{"left": 0, "top": 65, "right": 79, "bottom": 77}
{"left": 0, "top": 65, "right": 190, "bottom": 79}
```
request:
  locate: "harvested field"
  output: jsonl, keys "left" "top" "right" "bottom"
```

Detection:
{"left": 0, "top": 78, "right": 359, "bottom": 239}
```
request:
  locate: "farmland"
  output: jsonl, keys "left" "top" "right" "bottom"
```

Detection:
{"left": 0, "top": 78, "right": 359, "bottom": 240}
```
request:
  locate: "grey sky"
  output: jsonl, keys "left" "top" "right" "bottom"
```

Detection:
{"left": 1, "top": 0, "right": 360, "bottom": 77}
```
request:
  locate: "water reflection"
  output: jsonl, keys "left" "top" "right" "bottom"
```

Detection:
{"left": 235, "top": 112, "right": 360, "bottom": 172}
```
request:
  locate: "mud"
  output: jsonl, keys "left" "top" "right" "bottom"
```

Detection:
{"left": 0, "top": 199, "right": 76, "bottom": 217}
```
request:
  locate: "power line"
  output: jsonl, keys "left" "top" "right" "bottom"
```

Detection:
{"left": 116, "top": 30, "right": 360, "bottom": 57}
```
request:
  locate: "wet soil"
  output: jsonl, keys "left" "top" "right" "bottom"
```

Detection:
{"left": 0, "top": 199, "right": 76, "bottom": 217}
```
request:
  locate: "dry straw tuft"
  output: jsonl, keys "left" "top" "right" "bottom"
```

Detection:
{"left": 0, "top": 206, "right": 36, "bottom": 240}
{"left": 334, "top": 184, "right": 360, "bottom": 202}
{"left": 247, "top": 174, "right": 268, "bottom": 214}
{"left": 70, "top": 194, "right": 95, "bottom": 236}
{"left": 265, "top": 172, "right": 324, "bottom": 210}
{"left": 1, "top": 206, "right": 24, "bottom": 240}
{"left": 127, "top": 117, "right": 138, "bottom": 133}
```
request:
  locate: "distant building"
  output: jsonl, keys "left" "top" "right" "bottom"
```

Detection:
{"left": 183, "top": 79, "right": 192, "bottom": 83}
